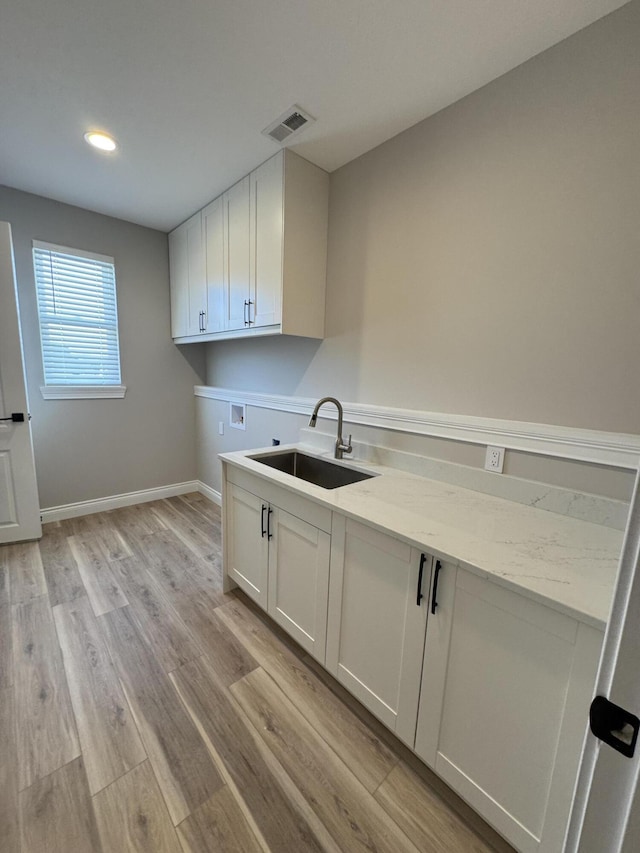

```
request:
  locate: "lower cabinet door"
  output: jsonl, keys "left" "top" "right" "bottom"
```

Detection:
{"left": 226, "top": 484, "right": 269, "bottom": 608}
{"left": 326, "top": 516, "right": 431, "bottom": 746}
{"left": 267, "top": 507, "right": 330, "bottom": 663}
{"left": 419, "top": 568, "right": 603, "bottom": 853}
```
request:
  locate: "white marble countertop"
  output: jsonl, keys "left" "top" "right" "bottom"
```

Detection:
{"left": 220, "top": 443, "right": 624, "bottom": 629}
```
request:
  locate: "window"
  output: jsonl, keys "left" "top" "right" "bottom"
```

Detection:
{"left": 33, "top": 241, "right": 126, "bottom": 399}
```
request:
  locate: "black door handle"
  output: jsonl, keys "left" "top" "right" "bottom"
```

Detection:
{"left": 0, "top": 413, "right": 25, "bottom": 422}
{"left": 431, "top": 560, "right": 442, "bottom": 614}
{"left": 590, "top": 696, "right": 639, "bottom": 758}
{"left": 417, "top": 553, "right": 426, "bottom": 605}
{"left": 261, "top": 504, "right": 267, "bottom": 537}
{"left": 267, "top": 506, "right": 273, "bottom": 539}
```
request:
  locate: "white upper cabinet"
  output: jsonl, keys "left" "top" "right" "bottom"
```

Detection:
{"left": 168, "top": 211, "right": 204, "bottom": 338}
{"left": 202, "top": 195, "right": 225, "bottom": 333}
{"left": 224, "top": 175, "right": 251, "bottom": 331}
{"left": 169, "top": 149, "right": 329, "bottom": 343}
{"left": 250, "top": 153, "right": 283, "bottom": 329}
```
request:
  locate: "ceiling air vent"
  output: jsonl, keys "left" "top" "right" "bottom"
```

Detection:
{"left": 262, "top": 105, "right": 315, "bottom": 144}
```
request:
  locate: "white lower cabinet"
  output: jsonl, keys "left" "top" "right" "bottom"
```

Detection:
{"left": 226, "top": 483, "right": 269, "bottom": 608}
{"left": 326, "top": 516, "right": 437, "bottom": 747}
{"left": 225, "top": 473, "right": 331, "bottom": 663}
{"left": 267, "top": 505, "right": 331, "bottom": 661}
{"left": 223, "top": 466, "right": 603, "bottom": 852}
{"left": 415, "top": 568, "right": 603, "bottom": 853}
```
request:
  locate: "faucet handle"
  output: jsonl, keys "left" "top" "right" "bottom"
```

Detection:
{"left": 344, "top": 434, "right": 353, "bottom": 454}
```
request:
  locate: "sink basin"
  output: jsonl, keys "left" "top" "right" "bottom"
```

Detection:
{"left": 249, "top": 451, "right": 376, "bottom": 490}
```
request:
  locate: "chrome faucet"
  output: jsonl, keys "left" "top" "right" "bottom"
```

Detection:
{"left": 308, "top": 397, "right": 353, "bottom": 459}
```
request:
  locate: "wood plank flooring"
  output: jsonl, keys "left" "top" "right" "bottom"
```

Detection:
{"left": 0, "top": 493, "right": 513, "bottom": 852}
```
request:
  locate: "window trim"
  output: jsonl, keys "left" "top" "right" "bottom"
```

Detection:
{"left": 39, "top": 385, "right": 127, "bottom": 400}
{"left": 32, "top": 240, "right": 126, "bottom": 399}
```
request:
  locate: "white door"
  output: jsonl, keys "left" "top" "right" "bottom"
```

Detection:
{"left": 565, "top": 466, "right": 640, "bottom": 853}
{"left": 168, "top": 223, "right": 189, "bottom": 338}
{"left": 184, "top": 212, "right": 205, "bottom": 336}
{"left": 226, "top": 483, "right": 268, "bottom": 608}
{"left": 326, "top": 516, "right": 431, "bottom": 746}
{"left": 224, "top": 176, "right": 250, "bottom": 331}
{"left": 203, "top": 196, "right": 225, "bottom": 333}
{"left": 250, "top": 153, "right": 283, "bottom": 329}
{"left": 267, "top": 506, "right": 330, "bottom": 663}
{"left": 0, "top": 222, "right": 41, "bottom": 543}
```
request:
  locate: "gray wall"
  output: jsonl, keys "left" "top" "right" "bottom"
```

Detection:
{"left": 0, "top": 186, "right": 206, "bottom": 508}
{"left": 206, "top": 1, "right": 640, "bottom": 436}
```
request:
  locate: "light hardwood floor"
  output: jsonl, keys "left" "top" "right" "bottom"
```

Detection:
{"left": 0, "top": 494, "right": 514, "bottom": 852}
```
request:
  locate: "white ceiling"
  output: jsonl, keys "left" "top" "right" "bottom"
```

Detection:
{"left": 0, "top": 0, "right": 630, "bottom": 231}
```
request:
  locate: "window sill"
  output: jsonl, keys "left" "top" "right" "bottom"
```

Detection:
{"left": 40, "top": 385, "right": 127, "bottom": 400}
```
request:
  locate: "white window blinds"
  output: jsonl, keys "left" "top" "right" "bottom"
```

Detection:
{"left": 33, "top": 242, "right": 122, "bottom": 386}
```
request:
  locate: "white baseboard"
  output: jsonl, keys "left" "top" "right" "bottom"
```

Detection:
{"left": 198, "top": 481, "right": 222, "bottom": 506}
{"left": 41, "top": 480, "right": 200, "bottom": 523}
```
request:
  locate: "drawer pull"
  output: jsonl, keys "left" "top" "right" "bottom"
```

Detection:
{"left": 417, "top": 553, "right": 426, "bottom": 606}
{"left": 431, "top": 560, "right": 442, "bottom": 614}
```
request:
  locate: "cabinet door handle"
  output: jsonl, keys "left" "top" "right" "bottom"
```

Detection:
{"left": 261, "top": 504, "right": 267, "bottom": 538}
{"left": 267, "top": 506, "right": 273, "bottom": 539}
{"left": 417, "top": 553, "right": 426, "bottom": 606}
{"left": 431, "top": 560, "right": 442, "bottom": 614}
{"left": 201, "top": 310, "right": 206, "bottom": 332}
{"left": 244, "top": 300, "right": 249, "bottom": 326}
{"left": 247, "top": 299, "right": 254, "bottom": 326}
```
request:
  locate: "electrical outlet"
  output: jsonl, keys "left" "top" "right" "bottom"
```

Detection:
{"left": 218, "top": 421, "right": 224, "bottom": 436}
{"left": 485, "top": 446, "right": 505, "bottom": 473}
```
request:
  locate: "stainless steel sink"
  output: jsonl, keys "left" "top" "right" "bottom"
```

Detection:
{"left": 249, "top": 450, "right": 376, "bottom": 490}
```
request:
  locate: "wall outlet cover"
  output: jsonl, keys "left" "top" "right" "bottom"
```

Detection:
{"left": 485, "top": 445, "right": 505, "bottom": 473}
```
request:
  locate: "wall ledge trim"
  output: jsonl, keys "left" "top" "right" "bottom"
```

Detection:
{"left": 195, "top": 385, "right": 640, "bottom": 469}
{"left": 40, "top": 480, "right": 200, "bottom": 523}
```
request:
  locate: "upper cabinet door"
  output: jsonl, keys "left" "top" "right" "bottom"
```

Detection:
{"left": 203, "top": 196, "right": 225, "bottom": 333}
{"left": 224, "top": 176, "right": 251, "bottom": 331}
{"left": 168, "top": 221, "right": 189, "bottom": 338}
{"left": 250, "top": 153, "right": 283, "bottom": 329}
{"left": 184, "top": 212, "right": 205, "bottom": 336}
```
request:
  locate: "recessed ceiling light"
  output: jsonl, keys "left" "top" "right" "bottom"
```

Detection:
{"left": 84, "top": 131, "right": 118, "bottom": 152}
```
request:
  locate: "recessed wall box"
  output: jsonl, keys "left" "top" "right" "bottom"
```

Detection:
{"left": 230, "top": 402, "right": 246, "bottom": 430}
